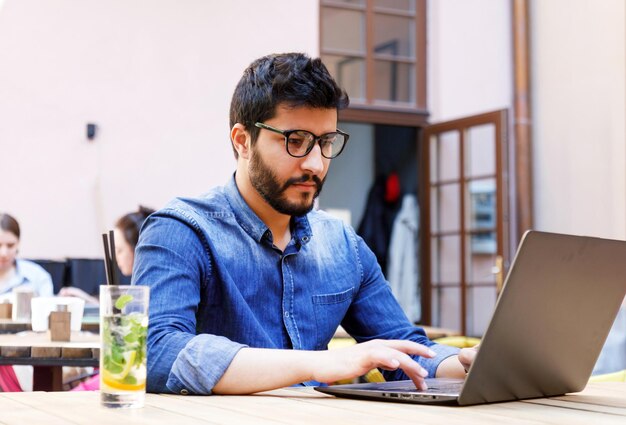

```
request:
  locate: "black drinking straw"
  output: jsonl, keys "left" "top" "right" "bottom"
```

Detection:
{"left": 108, "top": 230, "right": 120, "bottom": 286}
{"left": 102, "top": 232, "right": 114, "bottom": 286}
{"left": 102, "top": 233, "right": 112, "bottom": 285}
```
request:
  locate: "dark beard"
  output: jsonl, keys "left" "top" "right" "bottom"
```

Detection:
{"left": 249, "top": 149, "right": 325, "bottom": 216}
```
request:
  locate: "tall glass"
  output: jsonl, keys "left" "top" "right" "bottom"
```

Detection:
{"left": 100, "top": 285, "right": 149, "bottom": 408}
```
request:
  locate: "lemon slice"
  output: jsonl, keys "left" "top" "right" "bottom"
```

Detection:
{"left": 102, "top": 375, "right": 146, "bottom": 392}
{"left": 114, "top": 294, "right": 134, "bottom": 310}
{"left": 104, "top": 350, "right": 137, "bottom": 381}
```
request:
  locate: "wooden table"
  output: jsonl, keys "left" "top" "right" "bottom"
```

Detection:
{"left": 0, "top": 383, "right": 623, "bottom": 424}
{"left": 0, "top": 317, "right": 99, "bottom": 334}
{"left": 0, "top": 331, "right": 99, "bottom": 391}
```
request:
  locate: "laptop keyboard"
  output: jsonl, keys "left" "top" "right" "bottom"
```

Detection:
{"left": 421, "top": 381, "right": 463, "bottom": 394}
{"left": 374, "top": 379, "right": 463, "bottom": 394}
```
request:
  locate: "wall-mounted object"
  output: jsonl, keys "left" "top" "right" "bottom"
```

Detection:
{"left": 87, "top": 123, "right": 97, "bottom": 141}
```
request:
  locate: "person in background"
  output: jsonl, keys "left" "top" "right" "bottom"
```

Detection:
{"left": 0, "top": 213, "right": 53, "bottom": 299}
{"left": 62, "top": 205, "right": 155, "bottom": 391}
{"left": 0, "top": 212, "right": 54, "bottom": 392}
{"left": 59, "top": 206, "right": 155, "bottom": 304}
{"left": 134, "top": 53, "right": 476, "bottom": 396}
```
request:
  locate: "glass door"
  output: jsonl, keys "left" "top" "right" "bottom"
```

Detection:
{"left": 422, "top": 110, "right": 509, "bottom": 336}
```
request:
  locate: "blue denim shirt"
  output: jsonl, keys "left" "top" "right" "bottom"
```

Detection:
{"left": 133, "top": 176, "right": 459, "bottom": 394}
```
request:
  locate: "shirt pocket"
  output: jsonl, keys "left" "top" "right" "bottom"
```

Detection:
{"left": 312, "top": 287, "right": 354, "bottom": 350}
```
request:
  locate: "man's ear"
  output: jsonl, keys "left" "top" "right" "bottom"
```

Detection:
{"left": 231, "top": 124, "right": 251, "bottom": 159}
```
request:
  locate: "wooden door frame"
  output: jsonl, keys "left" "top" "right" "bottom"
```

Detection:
{"left": 420, "top": 109, "right": 509, "bottom": 333}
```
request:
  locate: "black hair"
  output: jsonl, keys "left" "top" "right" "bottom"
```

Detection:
{"left": 115, "top": 206, "right": 155, "bottom": 249}
{"left": 229, "top": 52, "right": 349, "bottom": 158}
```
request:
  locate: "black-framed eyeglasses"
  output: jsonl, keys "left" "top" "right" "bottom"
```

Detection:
{"left": 254, "top": 122, "right": 349, "bottom": 159}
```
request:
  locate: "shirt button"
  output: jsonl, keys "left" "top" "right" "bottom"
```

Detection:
{"left": 302, "top": 236, "right": 309, "bottom": 242}
{"left": 180, "top": 389, "right": 189, "bottom": 395}
{"left": 284, "top": 311, "right": 289, "bottom": 318}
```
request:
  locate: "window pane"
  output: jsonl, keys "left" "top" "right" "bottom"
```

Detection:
{"left": 373, "top": 0, "right": 415, "bottom": 12}
{"left": 373, "top": 14, "right": 415, "bottom": 58}
{"left": 439, "top": 234, "right": 460, "bottom": 283}
{"left": 466, "top": 286, "right": 497, "bottom": 337}
{"left": 439, "top": 183, "right": 460, "bottom": 233}
{"left": 373, "top": 60, "right": 414, "bottom": 103}
{"left": 438, "top": 131, "right": 460, "bottom": 181}
{"left": 465, "top": 232, "right": 496, "bottom": 285}
{"left": 430, "top": 186, "right": 439, "bottom": 232}
{"left": 433, "top": 286, "right": 461, "bottom": 331}
{"left": 466, "top": 179, "right": 496, "bottom": 254}
{"left": 321, "top": 8, "right": 365, "bottom": 53}
{"left": 321, "top": 55, "right": 366, "bottom": 102}
{"left": 466, "top": 123, "right": 496, "bottom": 177}
{"left": 429, "top": 134, "right": 438, "bottom": 183}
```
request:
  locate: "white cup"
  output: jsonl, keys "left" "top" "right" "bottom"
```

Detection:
{"left": 31, "top": 297, "right": 85, "bottom": 332}
{"left": 12, "top": 287, "right": 34, "bottom": 321}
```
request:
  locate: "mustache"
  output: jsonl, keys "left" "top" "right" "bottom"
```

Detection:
{"left": 282, "top": 174, "right": 323, "bottom": 191}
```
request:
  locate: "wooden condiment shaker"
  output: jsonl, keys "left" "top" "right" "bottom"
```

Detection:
{"left": 49, "top": 304, "right": 71, "bottom": 342}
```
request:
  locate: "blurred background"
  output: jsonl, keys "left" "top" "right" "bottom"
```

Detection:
{"left": 0, "top": 0, "right": 624, "bottom": 336}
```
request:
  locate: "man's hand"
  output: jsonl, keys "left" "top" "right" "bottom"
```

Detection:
{"left": 458, "top": 345, "right": 479, "bottom": 373}
{"left": 312, "top": 339, "right": 436, "bottom": 390}
{"left": 434, "top": 344, "right": 479, "bottom": 378}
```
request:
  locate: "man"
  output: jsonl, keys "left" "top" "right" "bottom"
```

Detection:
{"left": 134, "top": 53, "right": 475, "bottom": 395}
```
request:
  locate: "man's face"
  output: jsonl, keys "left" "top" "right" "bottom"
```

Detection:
{"left": 248, "top": 105, "right": 337, "bottom": 216}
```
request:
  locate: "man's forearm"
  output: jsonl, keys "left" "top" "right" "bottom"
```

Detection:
{"left": 212, "top": 347, "right": 316, "bottom": 394}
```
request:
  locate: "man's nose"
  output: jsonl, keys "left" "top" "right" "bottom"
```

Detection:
{"left": 301, "top": 142, "right": 325, "bottom": 175}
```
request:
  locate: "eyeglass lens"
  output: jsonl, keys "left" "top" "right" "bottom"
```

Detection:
{"left": 287, "top": 130, "right": 345, "bottom": 158}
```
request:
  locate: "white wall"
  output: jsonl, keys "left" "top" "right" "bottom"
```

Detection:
{"left": 0, "top": 0, "right": 319, "bottom": 258}
{"left": 427, "top": 0, "right": 512, "bottom": 122}
{"left": 531, "top": 0, "right": 626, "bottom": 239}
{"left": 4, "top": 0, "right": 623, "bottom": 259}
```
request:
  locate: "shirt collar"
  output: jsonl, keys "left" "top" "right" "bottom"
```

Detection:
{"left": 223, "top": 174, "right": 313, "bottom": 246}
{"left": 0, "top": 260, "right": 26, "bottom": 295}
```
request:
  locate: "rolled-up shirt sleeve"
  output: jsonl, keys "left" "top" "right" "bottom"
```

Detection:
{"left": 167, "top": 334, "right": 246, "bottom": 394}
{"left": 133, "top": 210, "right": 244, "bottom": 394}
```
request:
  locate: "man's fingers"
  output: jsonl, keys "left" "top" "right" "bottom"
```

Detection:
{"left": 362, "top": 340, "right": 434, "bottom": 386}
{"left": 459, "top": 345, "right": 479, "bottom": 372}
{"left": 374, "top": 339, "right": 437, "bottom": 359}
{"left": 371, "top": 347, "right": 429, "bottom": 385}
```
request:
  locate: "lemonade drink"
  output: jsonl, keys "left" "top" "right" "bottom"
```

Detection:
{"left": 100, "top": 286, "right": 149, "bottom": 408}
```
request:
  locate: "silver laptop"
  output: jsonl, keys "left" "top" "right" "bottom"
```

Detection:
{"left": 315, "top": 230, "right": 626, "bottom": 405}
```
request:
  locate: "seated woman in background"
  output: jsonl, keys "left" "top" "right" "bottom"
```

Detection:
{"left": 60, "top": 206, "right": 155, "bottom": 304}
{"left": 0, "top": 212, "right": 53, "bottom": 299}
{"left": 0, "top": 212, "right": 54, "bottom": 392}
